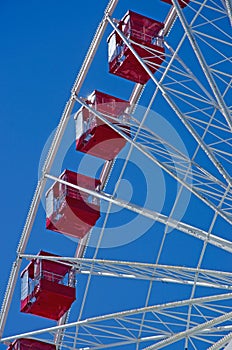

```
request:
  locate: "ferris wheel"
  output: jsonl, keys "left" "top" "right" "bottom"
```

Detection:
{"left": 0, "top": 0, "right": 232, "bottom": 349}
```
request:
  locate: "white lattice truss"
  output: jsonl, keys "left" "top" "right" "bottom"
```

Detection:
{"left": 2, "top": 292, "right": 232, "bottom": 349}
{"left": 0, "top": 0, "right": 231, "bottom": 349}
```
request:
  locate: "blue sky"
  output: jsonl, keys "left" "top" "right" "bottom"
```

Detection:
{"left": 0, "top": 1, "right": 231, "bottom": 349}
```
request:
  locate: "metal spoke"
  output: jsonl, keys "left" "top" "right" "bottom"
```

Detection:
{"left": 19, "top": 254, "right": 232, "bottom": 290}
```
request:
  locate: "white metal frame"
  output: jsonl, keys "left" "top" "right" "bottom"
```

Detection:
{"left": 1, "top": 0, "right": 232, "bottom": 349}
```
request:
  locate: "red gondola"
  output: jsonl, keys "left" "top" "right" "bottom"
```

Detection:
{"left": 46, "top": 170, "right": 101, "bottom": 238}
{"left": 161, "top": 0, "right": 190, "bottom": 8}
{"left": 108, "top": 10, "right": 165, "bottom": 84}
{"left": 7, "top": 338, "right": 56, "bottom": 350}
{"left": 20, "top": 251, "right": 76, "bottom": 320}
{"left": 75, "top": 90, "right": 130, "bottom": 160}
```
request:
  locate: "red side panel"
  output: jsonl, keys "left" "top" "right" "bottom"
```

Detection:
{"left": 89, "top": 90, "right": 130, "bottom": 118}
{"left": 8, "top": 338, "right": 56, "bottom": 350}
{"left": 46, "top": 198, "right": 100, "bottom": 239}
{"left": 21, "top": 251, "right": 71, "bottom": 280}
{"left": 76, "top": 91, "right": 130, "bottom": 159}
{"left": 76, "top": 124, "right": 129, "bottom": 160}
{"left": 127, "top": 10, "right": 164, "bottom": 42}
{"left": 20, "top": 279, "right": 76, "bottom": 320}
{"left": 161, "top": 0, "right": 190, "bottom": 8}
{"left": 62, "top": 169, "right": 101, "bottom": 191}
{"left": 109, "top": 44, "right": 165, "bottom": 84}
{"left": 38, "top": 251, "right": 71, "bottom": 279}
{"left": 46, "top": 170, "right": 101, "bottom": 238}
{"left": 108, "top": 11, "right": 165, "bottom": 84}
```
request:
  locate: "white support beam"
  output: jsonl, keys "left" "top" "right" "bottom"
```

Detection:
{"left": 71, "top": 0, "right": 118, "bottom": 96}
{"left": 75, "top": 96, "right": 232, "bottom": 224}
{"left": 45, "top": 173, "right": 232, "bottom": 253}
{"left": 208, "top": 332, "right": 232, "bottom": 350}
{"left": 105, "top": 15, "right": 232, "bottom": 189}
{"left": 224, "top": 0, "right": 232, "bottom": 26}
{"left": 105, "top": 17, "right": 232, "bottom": 186}
{"left": 2, "top": 292, "right": 232, "bottom": 344}
{"left": 171, "top": 0, "right": 232, "bottom": 131}
{"left": 20, "top": 254, "right": 232, "bottom": 290}
{"left": 163, "top": 7, "right": 178, "bottom": 36}
{"left": 144, "top": 309, "right": 232, "bottom": 350}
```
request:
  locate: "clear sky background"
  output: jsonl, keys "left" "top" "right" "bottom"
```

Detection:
{"left": 0, "top": 1, "right": 231, "bottom": 349}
